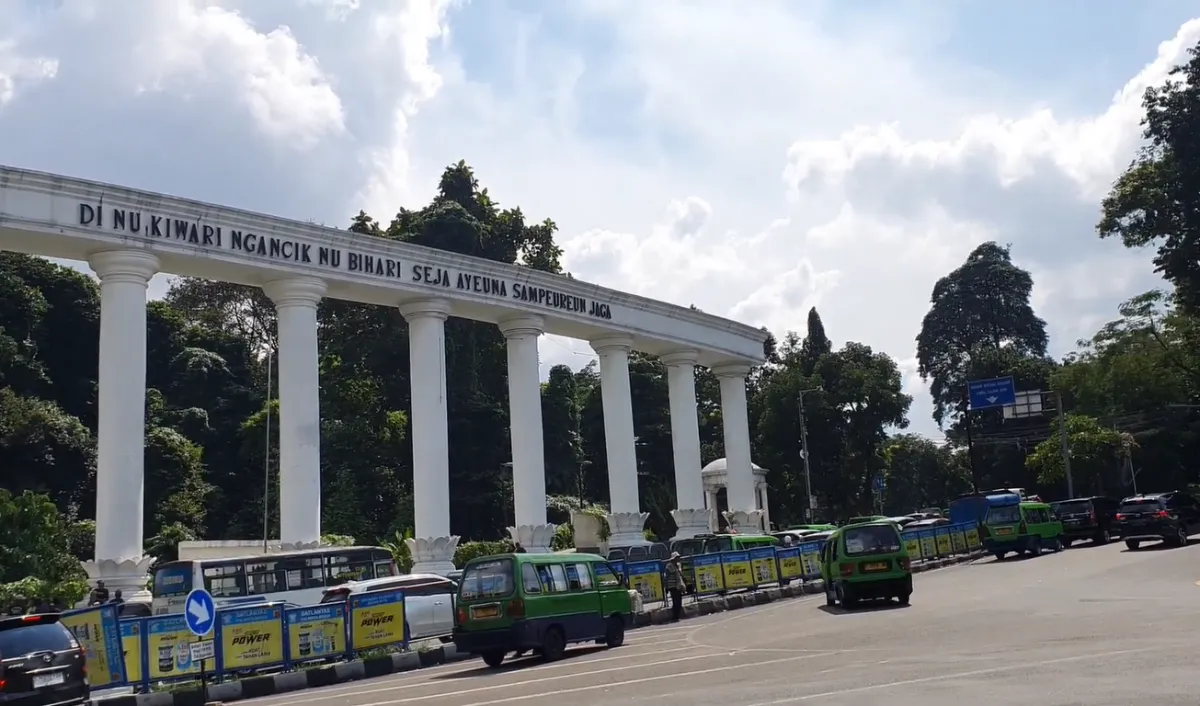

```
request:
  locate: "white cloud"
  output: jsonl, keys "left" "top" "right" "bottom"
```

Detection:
{"left": 0, "top": 1, "right": 1195, "bottom": 439}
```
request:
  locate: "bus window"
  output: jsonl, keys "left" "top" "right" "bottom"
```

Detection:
{"left": 246, "top": 561, "right": 284, "bottom": 595}
{"left": 203, "top": 561, "right": 247, "bottom": 598}
{"left": 326, "top": 551, "right": 376, "bottom": 585}
{"left": 152, "top": 564, "right": 193, "bottom": 598}
{"left": 375, "top": 560, "right": 397, "bottom": 578}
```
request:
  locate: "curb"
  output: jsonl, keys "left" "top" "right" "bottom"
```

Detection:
{"left": 100, "top": 553, "right": 979, "bottom": 705}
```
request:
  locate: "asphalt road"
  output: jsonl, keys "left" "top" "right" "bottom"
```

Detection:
{"left": 246, "top": 540, "right": 1200, "bottom": 706}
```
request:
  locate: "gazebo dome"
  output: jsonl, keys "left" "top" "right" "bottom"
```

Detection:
{"left": 701, "top": 457, "right": 768, "bottom": 478}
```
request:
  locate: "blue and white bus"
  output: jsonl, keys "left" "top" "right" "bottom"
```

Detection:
{"left": 150, "top": 546, "right": 397, "bottom": 615}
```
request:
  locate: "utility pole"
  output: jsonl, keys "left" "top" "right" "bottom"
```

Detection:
{"left": 797, "top": 388, "right": 821, "bottom": 521}
{"left": 1053, "top": 390, "right": 1074, "bottom": 498}
{"left": 962, "top": 394, "right": 979, "bottom": 494}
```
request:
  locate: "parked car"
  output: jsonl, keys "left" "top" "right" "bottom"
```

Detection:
{"left": 1053, "top": 496, "right": 1118, "bottom": 546}
{"left": 906, "top": 517, "right": 950, "bottom": 529}
{"left": 1113, "top": 492, "right": 1200, "bottom": 550}
{"left": 320, "top": 573, "right": 457, "bottom": 642}
{"left": 0, "top": 613, "right": 89, "bottom": 706}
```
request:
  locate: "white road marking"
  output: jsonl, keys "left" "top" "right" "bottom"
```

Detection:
{"left": 742, "top": 646, "right": 1169, "bottom": 704}
{"left": 441, "top": 651, "right": 842, "bottom": 706}
{"left": 249, "top": 644, "right": 713, "bottom": 706}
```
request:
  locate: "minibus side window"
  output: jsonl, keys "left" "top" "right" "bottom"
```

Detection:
{"left": 520, "top": 564, "right": 542, "bottom": 594}
{"left": 594, "top": 563, "right": 621, "bottom": 588}
{"left": 572, "top": 563, "right": 594, "bottom": 590}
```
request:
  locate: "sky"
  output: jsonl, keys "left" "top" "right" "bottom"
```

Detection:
{"left": 2, "top": 0, "right": 1199, "bottom": 440}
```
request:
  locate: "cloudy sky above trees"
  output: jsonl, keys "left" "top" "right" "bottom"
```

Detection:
{"left": 1, "top": 0, "right": 1197, "bottom": 438}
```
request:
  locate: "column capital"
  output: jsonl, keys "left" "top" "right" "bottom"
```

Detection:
{"left": 590, "top": 334, "right": 634, "bottom": 355}
{"left": 399, "top": 297, "right": 452, "bottom": 322}
{"left": 263, "top": 276, "right": 326, "bottom": 308}
{"left": 660, "top": 349, "right": 700, "bottom": 367}
{"left": 712, "top": 362, "right": 753, "bottom": 379}
{"left": 88, "top": 250, "right": 159, "bottom": 285}
{"left": 498, "top": 314, "right": 545, "bottom": 339}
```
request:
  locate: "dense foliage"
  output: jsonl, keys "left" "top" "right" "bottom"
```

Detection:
{"left": 7, "top": 40, "right": 1200, "bottom": 586}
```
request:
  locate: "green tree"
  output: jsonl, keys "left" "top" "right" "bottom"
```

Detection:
{"left": 916, "top": 242, "right": 1048, "bottom": 427}
{"left": 1025, "top": 414, "right": 1126, "bottom": 492}
{"left": 882, "top": 435, "right": 970, "bottom": 513}
{"left": 0, "top": 490, "right": 90, "bottom": 605}
{"left": 1098, "top": 42, "right": 1200, "bottom": 316}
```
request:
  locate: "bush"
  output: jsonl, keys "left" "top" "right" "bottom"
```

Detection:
{"left": 454, "top": 541, "right": 512, "bottom": 568}
{"left": 550, "top": 524, "right": 574, "bottom": 551}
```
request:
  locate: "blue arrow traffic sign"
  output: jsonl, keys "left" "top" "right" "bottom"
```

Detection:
{"left": 873, "top": 475, "right": 886, "bottom": 491}
{"left": 967, "top": 376, "right": 1016, "bottom": 410}
{"left": 184, "top": 588, "right": 215, "bottom": 637}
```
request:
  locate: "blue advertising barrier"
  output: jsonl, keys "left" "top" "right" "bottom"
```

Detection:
{"left": 626, "top": 560, "right": 665, "bottom": 602}
{"left": 61, "top": 604, "right": 127, "bottom": 689}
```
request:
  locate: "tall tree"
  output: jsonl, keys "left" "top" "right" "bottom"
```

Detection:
{"left": 798, "top": 307, "right": 831, "bottom": 375}
{"left": 916, "top": 242, "right": 1048, "bottom": 427}
{"left": 1098, "top": 42, "right": 1200, "bottom": 316}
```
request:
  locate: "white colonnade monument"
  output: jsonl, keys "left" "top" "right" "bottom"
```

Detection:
{"left": 0, "top": 166, "right": 767, "bottom": 595}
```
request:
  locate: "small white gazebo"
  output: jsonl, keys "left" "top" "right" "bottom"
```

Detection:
{"left": 700, "top": 458, "right": 771, "bottom": 532}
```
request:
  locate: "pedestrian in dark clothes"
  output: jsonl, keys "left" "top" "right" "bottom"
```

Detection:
{"left": 664, "top": 552, "right": 687, "bottom": 622}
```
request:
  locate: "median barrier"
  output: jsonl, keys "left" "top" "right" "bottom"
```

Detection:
{"left": 90, "top": 528, "right": 985, "bottom": 705}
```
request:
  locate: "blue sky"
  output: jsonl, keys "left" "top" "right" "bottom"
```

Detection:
{"left": 1, "top": 0, "right": 1198, "bottom": 439}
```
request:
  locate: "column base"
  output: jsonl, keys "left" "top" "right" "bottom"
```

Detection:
{"left": 507, "top": 524, "right": 557, "bottom": 554}
{"left": 722, "top": 510, "right": 766, "bottom": 533}
{"left": 671, "top": 508, "right": 714, "bottom": 539}
{"left": 81, "top": 557, "right": 154, "bottom": 606}
{"left": 406, "top": 536, "right": 460, "bottom": 576}
{"left": 606, "top": 512, "right": 650, "bottom": 546}
{"left": 279, "top": 541, "right": 323, "bottom": 551}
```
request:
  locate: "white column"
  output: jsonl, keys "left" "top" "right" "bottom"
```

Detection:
{"left": 713, "top": 363, "right": 762, "bottom": 532}
{"left": 590, "top": 335, "right": 648, "bottom": 545}
{"left": 84, "top": 251, "right": 159, "bottom": 601}
{"left": 400, "top": 299, "right": 458, "bottom": 574}
{"left": 500, "top": 315, "right": 555, "bottom": 553}
{"left": 661, "top": 350, "right": 709, "bottom": 539}
{"left": 263, "top": 277, "right": 327, "bottom": 548}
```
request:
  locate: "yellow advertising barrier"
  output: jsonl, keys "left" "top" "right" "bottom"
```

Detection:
{"left": 120, "top": 620, "right": 142, "bottom": 684}
{"left": 902, "top": 532, "right": 921, "bottom": 558}
{"left": 217, "top": 605, "right": 285, "bottom": 672}
{"left": 935, "top": 529, "right": 952, "bottom": 556}
{"left": 749, "top": 547, "right": 779, "bottom": 586}
{"left": 146, "top": 615, "right": 204, "bottom": 681}
{"left": 965, "top": 524, "right": 981, "bottom": 549}
{"left": 798, "top": 543, "right": 822, "bottom": 579}
{"left": 776, "top": 548, "right": 803, "bottom": 581}
{"left": 720, "top": 551, "right": 754, "bottom": 590}
{"left": 627, "top": 562, "right": 664, "bottom": 602}
{"left": 61, "top": 605, "right": 126, "bottom": 688}
{"left": 692, "top": 554, "right": 725, "bottom": 594}
{"left": 285, "top": 604, "right": 346, "bottom": 662}
{"left": 349, "top": 589, "right": 406, "bottom": 651}
{"left": 950, "top": 525, "right": 967, "bottom": 553}
{"left": 918, "top": 531, "right": 936, "bottom": 559}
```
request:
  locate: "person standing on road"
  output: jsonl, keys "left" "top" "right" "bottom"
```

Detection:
{"left": 665, "top": 553, "right": 686, "bottom": 622}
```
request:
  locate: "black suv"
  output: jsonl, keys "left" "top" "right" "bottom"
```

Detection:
{"left": 1113, "top": 492, "right": 1200, "bottom": 550}
{"left": 1054, "top": 496, "right": 1118, "bottom": 547}
{"left": 0, "top": 613, "right": 89, "bottom": 706}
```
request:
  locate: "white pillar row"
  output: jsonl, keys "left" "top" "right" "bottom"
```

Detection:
{"left": 590, "top": 335, "right": 648, "bottom": 545}
{"left": 83, "top": 250, "right": 159, "bottom": 601}
{"left": 500, "top": 315, "right": 556, "bottom": 553}
{"left": 660, "top": 350, "right": 710, "bottom": 539}
{"left": 262, "top": 277, "right": 327, "bottom": 548}
{"left": 713, "top": 363, "right": 762, "bottom": 532}
{"left": 400, "top": 298, "right": 458, "bottom": 575}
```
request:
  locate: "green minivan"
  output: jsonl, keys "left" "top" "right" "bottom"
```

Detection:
{"left": 453, "top": 553, "right": 633, "bottom": 668}
{"left": 981, "top": 500, "right": 1064, "bottom": 559}
{"left": 820, "top": 521, "right": 913, "bottom": 609}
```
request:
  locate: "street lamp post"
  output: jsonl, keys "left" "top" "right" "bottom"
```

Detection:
{"left": 797, "top": 388, "right": 822, "bottom": 522}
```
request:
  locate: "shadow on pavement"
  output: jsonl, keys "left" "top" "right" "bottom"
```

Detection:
{"left": 433, "top": 645, "right": 606, "bottom": 679}
{"left": 818, "top": 601, "right": 910, "bottom": 616}
{"left": 1120, "top": 537, "right": 1200, "bottom": 553}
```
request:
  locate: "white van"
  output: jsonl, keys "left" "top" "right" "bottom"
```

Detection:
{"left": 320, "top": 573, "right": 456, "bottom": 642}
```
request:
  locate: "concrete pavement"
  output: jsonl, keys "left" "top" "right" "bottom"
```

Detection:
{"left": 241, "top": 540, "right": 1200, "bottom": 706}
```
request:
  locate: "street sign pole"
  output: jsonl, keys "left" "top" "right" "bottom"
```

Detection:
{"left": 964, "top": 377, "right": 1017, "bottom": 495}
{"left": 184, "top": 588, "right": 216, "bottom": 695}
{"left": 963, "top": 394, "right": 979, "bottom": 494}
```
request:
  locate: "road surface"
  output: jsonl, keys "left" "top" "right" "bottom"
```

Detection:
{"left": 245, "top": 540, "right": 1200, "bottom": 706}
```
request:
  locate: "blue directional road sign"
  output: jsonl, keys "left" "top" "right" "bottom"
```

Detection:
{"left": 184, "top": 588, "right": 216, "bottom": 637}
{"left": 968, "top": 376, "right": 1016, "bottom": 410}
{"left": 873, "top": 475, "right": 886, "bottom": 492}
